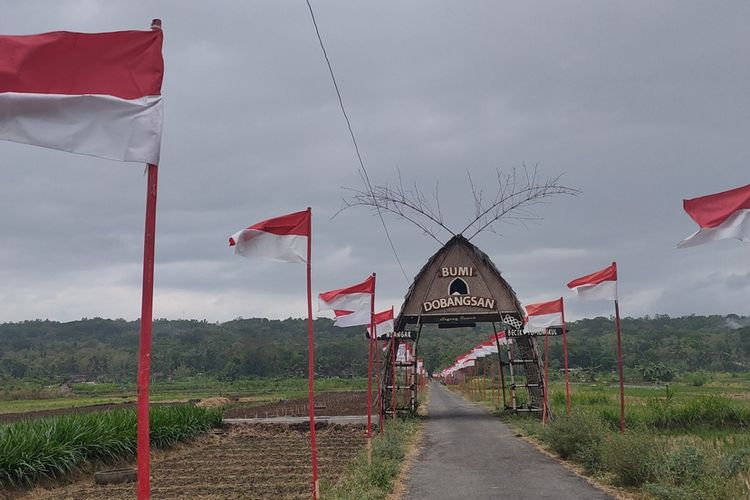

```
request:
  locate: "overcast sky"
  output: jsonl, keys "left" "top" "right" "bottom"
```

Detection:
{"left": 1, "top": 1, "right": 748, "bottom": 323}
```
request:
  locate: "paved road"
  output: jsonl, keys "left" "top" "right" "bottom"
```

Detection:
{"left": 404, "top": 382, "right": 612, "bottom": 500}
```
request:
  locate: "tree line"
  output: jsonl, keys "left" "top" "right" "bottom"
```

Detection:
{"left": 0, "top": 314, "right": 747, "bottom": 383}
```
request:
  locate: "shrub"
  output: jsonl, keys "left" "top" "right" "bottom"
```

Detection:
{"left": 600, "top": 432, "right": 656, "bottom": 487}
{"left": 657, "top": 444, "right": 704, "bottom": 485}
{"left": 542, "top": 412, "right": 606, "bottom": 460}
{"left": 721, "top": 447, "right": 750, "bottom": 477}
{"left": 643, "top": 482, "right": 689, "bottom": 500}
{"left": 684, "top": 371, "right": 708, "bottom": 387}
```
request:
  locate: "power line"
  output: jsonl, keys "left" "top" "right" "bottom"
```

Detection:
{"left": 304, "top": 0, "right": 410, "bottom": 283}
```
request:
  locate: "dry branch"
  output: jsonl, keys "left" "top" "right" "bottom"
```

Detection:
{"left": 339, "top": 165, "right": 579, "bottom": 242}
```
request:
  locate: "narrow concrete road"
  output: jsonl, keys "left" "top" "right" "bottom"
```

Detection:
{"left": 404, "top": 382, "right": 612, "bottom": 499}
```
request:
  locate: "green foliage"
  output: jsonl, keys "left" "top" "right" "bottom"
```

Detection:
{"left": 682, "top": 371, "right": 709, "bottom": 387}
{"left": 601, "top": 432, "right": 656, "bottom": 486}
{"left": 325, "top": 419, "right": 420, "bottom": 500}
{"left": 0, "top": 405, "right": 222, "bottom": 488}
{"left": 0, "top": 314, "right": 748, "bottom": 382}
{"left": 542, "top": 411, "right": 606, "bottom": 460}
{"left": 643, "top": 395, "right": 750, "bottom": 429}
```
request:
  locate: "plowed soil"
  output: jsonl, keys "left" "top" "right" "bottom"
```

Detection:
{"left": 26, "top": 423, "right": 366, "bottom": 500}
{"left": 224, "top": 391, "right": 367, "bottom": 418}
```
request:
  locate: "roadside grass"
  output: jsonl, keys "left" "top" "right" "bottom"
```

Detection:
{"left": 0, "top": 405, "right": 222, "bottom": 489}
{"left": 0, "top": 377, "right": 367, "bottom": 414}
{"left": 450, "top": 379, "right": 750, "bottom": 499}
{"left": 322, "top": 417, "right": 422, "bottom": 500}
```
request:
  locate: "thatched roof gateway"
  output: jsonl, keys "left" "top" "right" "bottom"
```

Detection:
{"left": 395, "top": 234, "right": 524, "bottom": 331}
{"left": 395, "top": 234, "right": 545, "bottom": 411}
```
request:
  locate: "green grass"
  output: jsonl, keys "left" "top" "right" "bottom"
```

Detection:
{"left": 0, "top": 377, "right": 368, "bottom": 414}
{"left": 322, "top": 418, "right": 421, "bottom": 500}
{"left": 451, "top": 378, "right": 750, "bottom": 499}
{"left": 0, "top": 405, "right": 222, "bottom": 489}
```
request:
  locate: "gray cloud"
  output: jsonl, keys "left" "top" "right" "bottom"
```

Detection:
{"left": 1, "top": 1, "right": 749, "bottom": 322}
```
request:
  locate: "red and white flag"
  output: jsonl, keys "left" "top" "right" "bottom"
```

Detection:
{"left": 367, "top": 307, "right": 394, "bottom": 338}
{"left": 318, "top": 275, "right": 375, "bottom": 325}
{"left": 489, "top": 331, "right": 509, "bottom": 346}
{"left": 229, "top": 210, "right": 309, "bottom": 263}
{"left": 0, "top": 26, "right": 163, "bottom": 164}
{"left": 567, "top": 263, "right": 618, "bottom": 301}
{"left": 678, "top": 184, "right": 750, "bottom": 248}
{"left": 332, "top": 308, "right": 371, "bottom": 328}
{"left": 525, "top": 298, "right": 564, "bottom": 332}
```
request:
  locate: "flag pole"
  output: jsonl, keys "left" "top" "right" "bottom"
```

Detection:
{"left": 543, "top": 328, "right": 549, "bottom": 425}
{"left": 392, "top": 336, "right": 397, "bottom": 419}
{"left": 560, "top": 297, "right": 571, "bottom": 415}
{"left": 366, "top": 273, "right": 375, "bottom": 463}
{"left": 614, "top": 297, "right": 625, "bottom": 433}
{"left": 306, "top": 207, "right": 319, "bottom": 499}
{"left": 136, "top": 161, "right": 158, "bottom": 500}
{"left": 377, "top": 337, "right": 383, "bottom": 434}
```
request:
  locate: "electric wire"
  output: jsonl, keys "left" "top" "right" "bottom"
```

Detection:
{"left": 304, "top": 0, "right": 410, "bottom": 283}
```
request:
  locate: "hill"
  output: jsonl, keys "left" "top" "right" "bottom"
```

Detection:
{"left": 0, "top": 315, "right": 748, "bottom": 382}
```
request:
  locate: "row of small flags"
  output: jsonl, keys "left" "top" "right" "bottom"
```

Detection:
{"left": 1, "top": 19, "right": 748, "bottom": 500}
{"left": 439, "top": 332, "right": 509, "bottom": 378}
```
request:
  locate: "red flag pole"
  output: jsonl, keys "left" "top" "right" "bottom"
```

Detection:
{"left": 614, "top": 298, "right": 625, "bottom": 433}
{"left": 392, "top": 336, "right": 397, "bottom": 419}
{"left": 377, "top": 338, "right": 383, "bottom": 434}
{"left": 305, "top": 208, "right": 319, "bottom": 499}
{"left": 560, "top": 297, "right": 571, "bottom": 415}
{"left": 543, "top": 328, "right": 549, "bottom": 425}
{"left": 366, "top": 273, "right": 375, "bottom": 459}
{"left": 136, "top": 161, "right": 158, "bottom": 500}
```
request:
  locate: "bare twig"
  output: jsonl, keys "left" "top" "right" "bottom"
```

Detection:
{"left": 339, "top": 165, "right": 579, "bottom": 242}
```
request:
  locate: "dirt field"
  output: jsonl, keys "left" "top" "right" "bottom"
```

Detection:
{"left": 0, "top": 391, "right": 367, "bottom": 424}
{"left": 224, "top": 391, "right": 367, "bottom": 419}
{"left": 26, "top": 423, "right": 366, "bottom": 500}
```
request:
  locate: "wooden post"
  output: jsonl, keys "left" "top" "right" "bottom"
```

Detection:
{"left": 391, "top": 336, "right": 397, "bottom": 419}
{"left": 561, "top": 297, "right": 571, "bottom": 415}
{"left": 614, "top": 299, "right": 625, "bottom": 433}
{"left": 542, "top": 328, "right": 549, "bottom": 425}
{"left": 506, "top": 335, "right": 517, "bottom": 411}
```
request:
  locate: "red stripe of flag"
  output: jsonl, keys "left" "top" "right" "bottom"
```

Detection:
{"left": 229, "top": 210, "right": 309, "bottom": 245}
{"left": 0, "top": 30, "right": 163, "bottom": 98}
{"left": 319, "top": 275, "right": 375, "bottom": 302}
{"left": 525, "top": 297, "right": 563, "bottom": 316}
{"left": 683, "top": 183, "right": 750, "bottom": 228}
{"left": 567, "top": 262, "right": 617, "bottom": 289}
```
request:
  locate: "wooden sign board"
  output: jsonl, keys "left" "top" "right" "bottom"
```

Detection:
{"left": 396, "top": 235, "right": 524, "bottom": 329}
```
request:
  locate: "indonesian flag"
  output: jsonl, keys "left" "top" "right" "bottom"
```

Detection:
{"left": 367, "top": 307, "right": 394, "bottom": 338}
{"left": 525, "top": 298, "right": 564, "bottom": 332}
{"left": 478, "top": 339, "right": 499, "bottom": 354}
{"left": 678, "top": 184, "right": 750, "bottom": 248}
{"left": 0, "top": 25, "right": 163, "bottom": 164}
{"left": 488, "top": 331, "right": 510, "bottom": 346}
{"left": 567, "top": 262, "right": 618, "bottom": 301}
{"left": 318, "top": 275, "right": 374, "bottom": 312}
{"left": 229, "top": 210, "right": 309, "bottom": 264}
{"left": 332, "top": 308, "right": 371, "bottom": 328}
